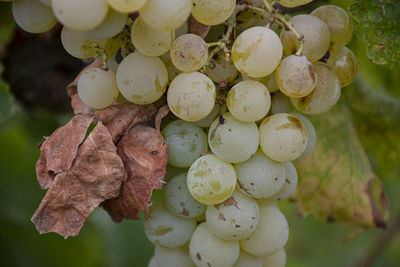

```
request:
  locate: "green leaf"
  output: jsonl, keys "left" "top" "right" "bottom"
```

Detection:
{"left": 348, "top": 0, "right": 400, "bottom": 68}
{"left": 0, "top": 64, "right": 16, "bottom": 125}
{"left": 293, "top": 102, "right": 388, "bottom": 229}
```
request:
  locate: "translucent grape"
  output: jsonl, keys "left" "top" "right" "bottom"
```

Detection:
{"left": 234, "top": 251, "right": 262, "bottom": 267}
{"left": 12, "top": 0, "right": 56, "bottom": 33}
{"left": 187, "top": 154, "right": 236, "bottom": 205}
{"left": 270, "top": 162, "right": 298, "bottom": 201}
{"left": 139, "top": 0, "right": 192, "bottom": 31}
{"left": 144, "top": 201, "right": 196, "bottom": 248}
{"left": 162, "top": 120, "right": 208, "bottom": 168}
{"left": 291, "top": 62, "right": 341, "bottom": 114}
{"left": 154, "top": 246, "right": 195, "bottom": 267}
{"left": 116, "top": 52, "right": 168, "bottom": 105}
{"left": 327, "top": 46, "right": 358, "bottom": 87}
{"left": 262, "top": 249, "right": 287, "bottom": 267}
{"left": 293, "top": 113, "right": 316, "bottom": 161}
{"left": 270, "top": 92, "right": 291, "bottom": 114}
{"left": 192, "top": 104, "right": 226, "bottom": 128}
{"left": 107, "top": 0, "right": 148, "bottom": 13}
{"left": 206, "top": 191, "right": 259, "bottom": 240}
{"left": 227, "top": 80, "right": 271, "bottom": 122}
{"left": 208, "top": 113, "right": 259, "bottom": 163}
{"left": 191, "top": 0, "right": 236, "bottom": 26}
{"left": 52, "top": 0, "right": 108, "bottom": 31}
{"left": 189, "top": 222, "right": 240, "bottom": 267}
{"left": 131, "top": 18, "right": 174, "bottom": 57}
{"left": 61, "top": 27, "right": 107, "bottom": 59}
{"left": 77, "top": 68, "right": 119, "bottom": 109}
{"left": 235, "top": 150, "right": 286, "bottom": 199}
{"left": 281, "top": 14, "right": 331, "bottom": 62}
{"left": 84, "top": 9, "right": 127, "bottom": 39}
{"left": 259, "top": 113, "right": 308, "bottom": 162}
{"left": 165, "top": 173, "right": 206, "bottom": 218}
{"left": 170, "top": 34, "right": 208, "bottom": 72}
{"left": 205, "top": 50, "right": 239, "bottom": 83}
{"left": 240, "top": 203, "right": 289, "bottom": 256}
{"left": 276, "top": 55, "right": 317, "bottom": 98}
{"left": 167, "top": 72, "right": 216, "bottom": 122}
{"left": 311, "top": 5, "right": 353, "bottom": 51}
{"left": 277, "top": 0, "right": 312, "bottom": 8}
{"left": 232, "top": 27, "right": 282, "bottom": 78}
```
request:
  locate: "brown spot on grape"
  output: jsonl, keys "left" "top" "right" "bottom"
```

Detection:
{"left": 196, "top": 253, "right": 201, "bottom": 261}
{"left": 182, "top": 208, "right": 189, "bottom": 217}
{"left": 219, "top": 213, "right": 226, "bottom": 221}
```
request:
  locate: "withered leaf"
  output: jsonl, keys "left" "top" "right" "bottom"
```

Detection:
{"left": 188, "top": 15, "right": 211, "bottom": 40}
{"left": 32, "top": 122, "right": 126, "bottom": 238}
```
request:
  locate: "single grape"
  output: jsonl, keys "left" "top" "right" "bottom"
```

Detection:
{"left": 205, "top": 50, "right": 239, "bottom": 83}
{"left": 191, "top": 0, "right": 236, "bottom": 26}
{"left": 269, "top": 162, "right": 298, "bottom": 201}
{"left": 107, "top": 0, "right": 148, "bottom": 13}
{"left": 167, "top": 72, "right": 216, "bottom": 122}
{"left": 280, "top": 14, "right": 331, "bottom": 62}
{"left": 131, "top": 18, "right": 175, "bottom": 57}
{"left": 293, "top": 113, "right": 316, "bottom": 161}
{"left": 61, "top": 27, "right": 107, "bottom": 59}
{"left": 192, "top": 104, "right": 226, "bottom": 128}
{"left": 227, "top": 80, "right": 271, "bottom": 122}
{"left": 276, "top": 55, "right": 317, "bottom": 98}
{"left": 189, "top": 222, "right": 240, "bottom": 267}
{"left": 144, "top": 201, "right": 196, "bottom": 248}
{"left": 52, "top": 0, "right": 108, "bottom": 31}
{"left": 84, "top": 9, "right": 127, "bottom": 39}
{"left": 326, "top": 46, "right": 358, "bottom": 87}
{"left": 259, "top": 113, "right": 308, "bottom": 162}
{"left": 187, "top": 154, "right": 236, "bottom": 205}
{"left": 139, "top": 0, "right": 192, "bottom": 31}
{"left": 208, "top": 113, "right": 259, "bottom": 163}
{"left": 232, "top": 27, "right": 283, "bottom": 78}
{"left": 311, "top": 5, "right": 353, "bottom": 51}
{"left": 270, "top": 92, "right": 291, "bottom": 114}
{"left": 170, "top": 34, "right": 208, "bottom": 72}
{"left": 277, "top": 0, "right": 312, "bottom": 8}
{"left": 291, "top": 62, "right": 341, "bottom": 114}
{"left": 154, "top": 246, "right": 195, "bottom": 267}
{"left": 262, "top": 249, "right": 287, "bottom": 267}
{"left": 12, "top": 0, "right": 56, "bottom": 34}
{"left": 116, "top": 52, "right": 168, "bottom": 105}
{"left": 206, "top": 191, "right": 260, "bottom": 241}
{"left": 233, "top": 251, "right": 262, "bottom": 267}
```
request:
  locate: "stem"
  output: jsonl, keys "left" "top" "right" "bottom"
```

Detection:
{"left": 207, "top": 42, "right": 223, "bottom": 48}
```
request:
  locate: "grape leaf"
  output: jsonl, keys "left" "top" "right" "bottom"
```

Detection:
{"left": 293, "top": 102, "right": 388, "bottom": 229}
{"left": 348, "top": 0, "right": 400, "bottom": 68}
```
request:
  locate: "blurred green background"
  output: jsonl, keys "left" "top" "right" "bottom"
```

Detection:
{"left": 1, "top": 1, "right": 400, "bottom": 267}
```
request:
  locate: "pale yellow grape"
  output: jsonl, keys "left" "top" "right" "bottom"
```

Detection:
{"left": 311, "top": 5, "right": 353, "bottom": 51}
{"left": 187, "top": 154, "right": 236, "bottom": 205}
{"left": 240, "top": 203, "right": 289, "bottom": 256}
{"left": 270, "top": 92, "right": 291, "bottom": 114}
{"left": 52, "top": 0, "right": 108, "bottom": 31}
{"left": 154, "top": 246, "right": 195, "bottom": 267}
{"left": 191, "top": 0, "right": 236, "bottom": 26}
{"left": 205, "top": 50, "right": 239, "bottom": 83}
{"left": 77, "top": 68, "right": 119, "bottom": 109}
{"left": 241, "top": 73, "right": 280, "bottom": 93}
{"left": 276, "top": 55, "right": 317, "bottom": 98}
{"left": 160, "top": 53, "right": 182, "bottom": 82}
{"left": 270, "top": 162, "right": 298, "bottom": 201}
{"left": 206, "top": 191, "right": 259, "bottom": 240}
{"left": 208, "top": 113, "right": 259, "bottom": 163}
{"left": 193, "top": 104, "right": 226, "bottom": 128}
{"left": 235, "top": 150, "right": 286, "bottom": 199}
{"left": 291, "top": 62, "right": 341, "bottom": 114}
{"left": 139, "top": 0, "right": 192, "bottom": 31}
{"left": 189, "top": 222, "right": 240, "bottom": 267}
{"left": 167, "top": 72, "right": 216, "bottom": 121}
{"left": 293, "top": 113, "right": 316, "bottom": 161}
{"left": 61, "top": 27, "right": 107, "bottom": 59}
{"left": 232, "top": 27, "right": 282, "bottom": 78}
{"left": 259, "top": 113, "right": 308, "bottom": 162}
{"left": 281, "top": 15, "right": 331, "bottom": 62}
{"left": 12, "top": 0, "right": 56, "bottom": 33}
{"left": 227, "top": 80, "right": 271, "bottom": 122}
{"left": 131, "top": 18, "right": 174, "bottom": 57}
{"left": 148, "top": 256, "right": 159, "bottom": 267}
{"left": 108, "top": 0, "right": 148, "bottom": 13}
{"left": 327, "top": 46, "right": 358, "bottom": 87}
{"left": 116, "top": 52, "right": 168, "bottom": 105}
{"left": 144, "top": 201, "right": 196, "bottom": 248}
{"left": 262, "top": 249, "right": 287, "bottom": 267}
{"left": 170, "top": 34, "right": 208, "bottom": 72}
{"left": 277, "top": 0, "right": 312, "bottom": 8}
{"left": 84, "top": 9, "right": 127, "bottom": 39}
{"left": 233, "top": 251, "right": 262, "bottom": 267}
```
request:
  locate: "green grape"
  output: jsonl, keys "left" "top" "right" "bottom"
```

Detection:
{"left": 293, "top": 113, "right": 316, "bottom": 161}
{"left": 205, "top": 50, "right": 239, "bottom": 83}
{"left": 187, "top": 154, "right": 236, "bottom": 205}
{"left": 327, "top": 46, "right": 358, "bottom": 87}
{"left": 61, "top": 27, "right": 107, "bottom": 59}
{"left": 191, "top": 0, "right": 236, "bottom": 26}
{"left": 270, "top": 92, "right": 291, "bottom": 114}
{"left": 160, "top": 53, "right": 182, "bottom": 82}
{"left": 281, "top": 14, "right": 331, "bottom": 62}
{"left": 77, "top": 68, "right": 119, "bottom": 109}
{"left": 154, "top": 246, "right": 195, "bottom": 267}
{"left": 276, "top": 55, "right": 317, "bottom": 98}
{"left": 84, "top": 9, "right": 127, "bottom": 39}
{"left": 192, "top": 104, "right": 226, "bottom": 128}
{"left": 232, "top": 27, "right": 283, "bottom": 78}
{"left": 269, "top": 162, "right": 298, "bottom": 201}
{"left": 170, "top": 34, "right": 208, "bottom": 72}
{"left": 277, "top": 0, "right": 312, "bottom": 8}
{"left": 116, "top": 52, "right": 168, "bottom": 105}
{"left": 291, "top": 62, "right": 341, "bottom": 114}
{"left": 234, "top": 251, "right": 262, "bottom": 267}
{"left": 262, "top": 249, "right": 287, "bottom": 267}
{"left": 107, "top": 0, "right": 148, "bottom": 13}
{"left": 311, "top": 5, "right": 353, "bottom": 51}
{"left": 259, "top": 113, "right": 308, "bottom": 162}
{"left": 227, "top": 80, "right": 271, "bottom": 123}
{"left": 241, "top": 72, "right": 280, "bottom": 93}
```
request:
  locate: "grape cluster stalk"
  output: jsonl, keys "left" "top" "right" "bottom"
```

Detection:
{"left": 9, "top": 0, "right": 359, "bottom": 266}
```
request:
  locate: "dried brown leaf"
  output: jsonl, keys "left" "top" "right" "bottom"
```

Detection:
{"left": 188, "top": 15, "right": 211, "bottom": 40}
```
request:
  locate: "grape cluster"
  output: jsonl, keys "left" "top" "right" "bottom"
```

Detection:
{"left": 9, "top": 0, "right": 358, "bottom": 266}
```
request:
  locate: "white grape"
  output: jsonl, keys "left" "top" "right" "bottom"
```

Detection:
{"left": 326, "top": 46, "right": 358, "bottom": 87}
{"left": 61, "top": 27, "right": 107, "bottom": 59}
{"left": 262, "top": 249, "right": 287, "bottom": 267}
{"left": 293, "top": 113, "right": 316, "bottom": 161}
{"left": 233, "top": 251, "right": 262, "bottom": 267}
{"left": 84, "top": 9, "right": 127, "bottom": 39}
{"left": 154, "top": 246, "right": 195, "bottom": 267}
{"left": 108, "top": 0, "right": 148, "bottom": 13}
{"left": 277, "top": 0, "right": 312, "bottom": 8}
{"left": 270, "top": 162, "right": 298, "bottom": 201}
{"left": 170, "top": 34, "right": 208, "bottom": 72}
{"left": 191, "top": 0, "right": 236, "bottom": 26}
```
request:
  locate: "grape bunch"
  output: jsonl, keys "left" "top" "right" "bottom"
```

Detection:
{"left": 9, "top": 0, "right": 358, "bottom": 266}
